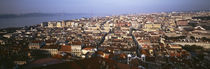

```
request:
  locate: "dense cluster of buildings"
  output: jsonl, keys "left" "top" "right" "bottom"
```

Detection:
{"left": 1, "top": 11, "right": 210, "bottom": 69}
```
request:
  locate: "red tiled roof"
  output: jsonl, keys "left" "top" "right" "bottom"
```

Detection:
{"left": 59, "top": 46, "right": 71, "bottom": 52}
{"left": 72, "top": 41, "right": 82, "bottom": 45}
{"left": 83, "top": 47, "right": 94, "bottom": 50}
{"left": 177, "top": 20, "right": 188, "bottom": 26}
{"left": 24, "top": 58, "right": 63, "bottom": 69}
{"left": 33, "top": 57, "right": 135, "bottom": 69}
{"left": 32, "top": 41, "right": 41, "bottom": 43}
{"left": 41, "top": 45, "right": 59, "bottom": 49}
{"left": 45, "top": 40, "right": 56, "bottom": 43}
{"left": 138, "top": 40, "right": 150, "bottom": 43}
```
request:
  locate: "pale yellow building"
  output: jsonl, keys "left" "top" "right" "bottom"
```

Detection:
{"left": 56, "top": 22, "right": 62, "bottom": 28}
{"left": 143, "top": 23, "right": 161, "bottom": 31}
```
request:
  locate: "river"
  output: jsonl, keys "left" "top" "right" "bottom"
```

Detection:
{"left": 0, "top": 14, "right": 106, "bottom": 28}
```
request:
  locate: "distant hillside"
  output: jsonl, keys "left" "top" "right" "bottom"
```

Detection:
{"left": 192, "top": 16, "right": 210, "bottom": 20}
{"left": 0, "top": 13, "right": 90, "bottom": 18}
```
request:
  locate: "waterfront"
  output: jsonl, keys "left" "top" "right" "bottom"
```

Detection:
{"left": 0, "top": 14, "right": 102, "bottom": 28}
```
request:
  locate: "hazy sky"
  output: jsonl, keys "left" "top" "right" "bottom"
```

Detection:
{"left": 0, "top": 0, "right": 210, "bottom": 14}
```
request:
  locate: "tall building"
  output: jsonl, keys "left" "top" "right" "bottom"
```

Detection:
{"left": 71, "top": 42, "right": 82, "bottom": 57}
{"left": 41, "top": 22, "right": 48, "bottom": 27}
{"left": 65, "top": 21, "right": 72, "bottom": 27}
{"left": 56, "top": 21, "right": 62, "bottom": 28}
{"left": 61, "top": 21, "right": 66, "bottom": 27}
{"left": 48, "top": 21, "right": 57, "bottom": 28}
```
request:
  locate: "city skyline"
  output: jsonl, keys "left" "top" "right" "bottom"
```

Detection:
{"left": 1, "top": 11, "right": 210, "bottom": 69}
{"left": 1, "top": 0, "right": 210, "bottom": 68}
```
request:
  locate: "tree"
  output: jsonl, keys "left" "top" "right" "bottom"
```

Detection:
{"left": 30, "top": 50, "right": 51, "bottom": 59}
{"left": 190, "top": 36, "right": 195, "bottom": 40}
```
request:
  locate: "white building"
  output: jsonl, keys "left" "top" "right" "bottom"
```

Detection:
{"left": 3, "top": 33, "right": 13, "bottom": 38}
{"left": 56, "top": 21, "right": 62, "bottom": 28}
{"left": 48, "top": 21, "right": 57, "bottom": 28}
{"left": 81, "top": 47, "right": 96, "bottom": 54}
{"left": 41, "top": 46, "right": 59, "bottom": 55}
{"left": 28, "top": 42, "right": 40, "bottom": 49}
{"left": 71, "top": 45, "right": 82, "bottom": 57}
{"left": 0, "top": 40, "right": 5, "bottom": 45}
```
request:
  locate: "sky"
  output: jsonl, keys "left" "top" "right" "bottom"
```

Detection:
{"left": 0, "top": 0, "right": 210, "bottom": 14}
